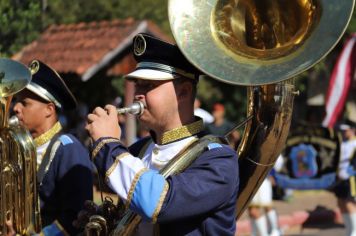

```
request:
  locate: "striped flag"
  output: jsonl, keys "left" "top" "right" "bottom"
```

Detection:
{"left": 322, "top": 34, "right": 356, "bottom": 128}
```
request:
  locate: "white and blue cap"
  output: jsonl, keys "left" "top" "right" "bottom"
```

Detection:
{"left": 126, "top": 33, "right": 203, "bottom": 81}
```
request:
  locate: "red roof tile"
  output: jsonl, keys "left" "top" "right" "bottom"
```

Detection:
{"left": 13, "top": 18, "right": 172, "bottom": 81}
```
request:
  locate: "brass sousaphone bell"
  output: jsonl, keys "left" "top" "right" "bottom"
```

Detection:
{"left": 169, "top": 0, "right": 354, "bottom": 85}
{"left": 168, "top": 0, "right": 355, "bottom": 218}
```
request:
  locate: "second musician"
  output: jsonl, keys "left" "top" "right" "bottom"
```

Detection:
{"left": 13, "top": 60, "right": 94, "bottom": 235}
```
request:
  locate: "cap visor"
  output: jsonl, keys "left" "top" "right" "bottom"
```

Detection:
{"left": 340, "top": 124, "right": 351, "bottom": 130}
{"left": 26, "top": 84, "right": 52, "bottom": 103}
{"left": 125, "top": 69, "right": 175, "bottom": 81}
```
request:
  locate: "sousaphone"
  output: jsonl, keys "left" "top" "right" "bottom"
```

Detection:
{"left": 168, "top": 0, "right": 355, "bottom": 218}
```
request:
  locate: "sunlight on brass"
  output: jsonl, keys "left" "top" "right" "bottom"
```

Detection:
{"left": 169, "top": 0, "right": 355, "bottom": 85}
{"left": 0, "top": 59, "right": 40, "bottom": 235}
{"left": 0, "top": 58, "right": 31, "bottom": 97}
{"left": 235, "top": 81, "right": 295, "bottom": 219}
{"left": 117, "top": 101, "right": 144, "bottom": 116}
{"left": 212, "top": 0, "right": 320, "bottom": 60}
{"left": 169, "top": 0, "right": 355, "bottom": 221}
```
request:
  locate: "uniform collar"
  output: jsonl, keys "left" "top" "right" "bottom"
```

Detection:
{"left": 159, "top": 118, "right": 204, "bottom": 145}
{"left": 34, "top": 122, "right": 62, "bottom": 147}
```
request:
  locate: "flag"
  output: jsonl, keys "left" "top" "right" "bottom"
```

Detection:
{"left": 322, "top": 34, "right": 356, "bottom": 128}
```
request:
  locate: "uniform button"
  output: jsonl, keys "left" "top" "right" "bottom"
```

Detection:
{"left": 153, "top": 148, "right": 159, "bottom": 155}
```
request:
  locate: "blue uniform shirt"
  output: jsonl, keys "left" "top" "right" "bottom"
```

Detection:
{"left": 92, "top": 135, "right": 239, "bottom": 236}
{"left": 39, "top": 134, "right": 93, "bottom": 235}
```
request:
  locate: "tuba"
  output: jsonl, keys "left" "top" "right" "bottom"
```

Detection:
{"left": 168, "top": 0, "right": 355, "bottom": 218}
{"left": 0, "top": 59, "right": 41, "bottom": 235}
{"left": 85, "top": 0, "right": 355, "bottom": 234}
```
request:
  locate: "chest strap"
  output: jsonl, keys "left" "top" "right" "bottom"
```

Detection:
{"left": 37, "top": 133, "right": 62, "bottom": 185}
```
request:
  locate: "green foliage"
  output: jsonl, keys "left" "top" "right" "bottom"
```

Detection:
{"left": 44, "top": 0, "right": 170, "bottom": 33}
{"left": 197, "top": 77, "right": 246, "bottom": 122}
{"left": 346, "top": 11, "right": 356, "bottom": 33}
{"left": 0, "top": 0, "right": 171, "bottom": 57}
{"left": 111, "top": 76, "right": 126, "bottom": 97}
{"left": 0, "top": 0, "right": 42, "bottom": 56}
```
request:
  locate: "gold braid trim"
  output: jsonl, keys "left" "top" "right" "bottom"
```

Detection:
{"left": 92, "top": 138, "right": 121, "bottom": 159}
{"left": 351, "top": 176, "right": 356, "bottom": 197}
{"left": 53, "top": 220, "right": 70, "bottom": 236}
{"left": 160, "top": 119, "right": 203, "bottom": 144}
{"left": 105, "top": 152, "right": 131, "bottom": 183}
{"left": 152, "top": 181, "right": 169, "bottom": 223}
{"left": 34, "top": 122, "right": 62, "bottom": 147}
{"left": 124, "top": 168, "right": 148, "bottom": 210}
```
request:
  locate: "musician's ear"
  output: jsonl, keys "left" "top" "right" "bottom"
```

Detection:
{"left": 176, "top": 80, "right": 193, "bottom": 101}
{"left": 45, "top": 102, "right": 56, "bottom": 117}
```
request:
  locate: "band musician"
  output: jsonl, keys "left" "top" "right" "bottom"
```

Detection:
{"left": 85, "top": 33, "right": 239, "bottom": 235}
{"left": 8, "top": 60, "right": 94, "bottom": 235}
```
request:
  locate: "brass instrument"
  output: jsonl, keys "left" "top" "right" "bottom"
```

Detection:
{"left": 85, "top": 0, "right": 355, "bottom": 234}
{"left": 85, "top": 101, "right": 145, "bottom": 236}
{"left": 117, "top": 101, "right": 144, "bottom": 116}
{"left": 0, "top": 59, "right": 41, "bottom": 235}
{"left": 169, "top": 0, "right": 354, "bottom": 219}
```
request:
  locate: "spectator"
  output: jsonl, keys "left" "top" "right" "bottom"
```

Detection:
{"left": 248, "top": 175, "right": 281, "bottom": 236}
{"left": 206, "top": 103, "right": 238, "bottom": 149}
{"left": 206, "top": 103, "right": 235, "bottom": 136}
{"left": 194, "top": 98, "right": 214, "bottom": 124}
{"left": 333, "top": 120, "right": 356, "bottom": 236}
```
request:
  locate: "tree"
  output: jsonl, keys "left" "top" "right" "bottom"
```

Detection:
{"left": 347, "top": 11, "right": 356, "bottom": 34}
{"left": 43, "top": 0, "right": 170, "bottom": 33}
{"left": 0, "top": 0, "right": 42, "bottom": 57}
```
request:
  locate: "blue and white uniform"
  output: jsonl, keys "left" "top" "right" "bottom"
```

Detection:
{"left": 92, "top": 119, "right": 239, "bottom": 236}
{"left": 35, "top": 122, "right": 93, "bottom": 236}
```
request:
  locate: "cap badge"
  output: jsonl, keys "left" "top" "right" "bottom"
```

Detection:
{"left": 29, "top": 60, "right": 40, "bottom": 75}
{"left": 133, "top": 34, "right": 146, "bottom": 56}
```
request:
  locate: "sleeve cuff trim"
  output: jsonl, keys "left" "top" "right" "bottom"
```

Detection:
{"left": 125, "top": 168, "right": 148, "bottom": 210}
{"left": 152, "top": 181, "right": 169, "bottom": 223}
{"left": 92, "top": 138, "right": 121, "bottom": 159}
{"left": 105, "top": 152, "right": 131, "bottom": 182}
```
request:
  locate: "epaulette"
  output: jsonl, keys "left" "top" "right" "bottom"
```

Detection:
{"left": 207, "top": 143, "right": 223, "bottom": 150}
{"left": 59, "top": 135, "right": 73, "bottom": 146}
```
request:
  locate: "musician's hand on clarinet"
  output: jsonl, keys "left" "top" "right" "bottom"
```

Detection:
{"left": 86, "top": 105, "right": 121, "bottom": 141}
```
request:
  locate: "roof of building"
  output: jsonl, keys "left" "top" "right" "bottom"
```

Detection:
{"left": 13, "top": 18, "right": 172, "bottom": 81}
